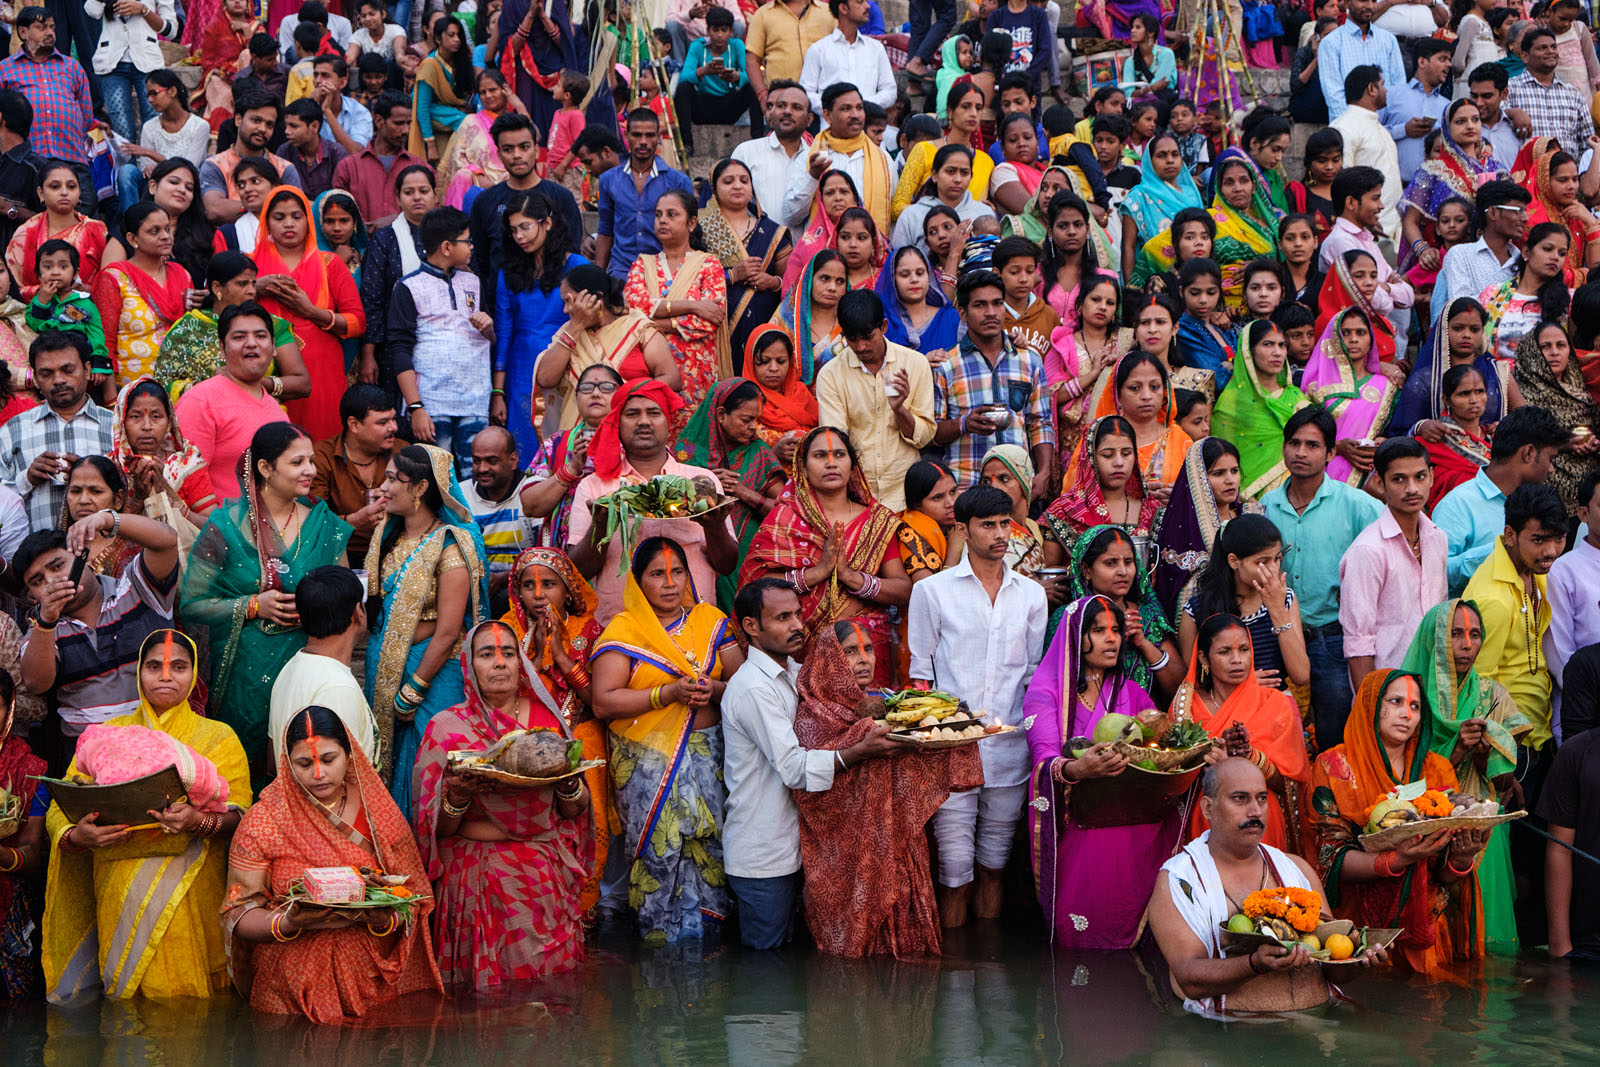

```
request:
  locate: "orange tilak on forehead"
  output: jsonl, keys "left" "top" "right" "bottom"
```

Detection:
{"left": 816, "top": 429, "right": 843, "bottom": 455}
{"left": 301, "top": 708, "right": 324, "bottom": 779}
{"left": 160, "top": 631, "right": 175, "bottom": 681}
{"left": 848, "top": 621, "right": 870, "bottom": 649}
{"left": 656, "top": 546, "right": 677, "bottom": 576}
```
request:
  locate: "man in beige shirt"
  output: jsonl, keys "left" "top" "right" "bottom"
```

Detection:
{"left": 746, "top": 0, "right": 836, "bottom": 106}
{"left": 816, "top": 289, "right": 937, "bottom": 511}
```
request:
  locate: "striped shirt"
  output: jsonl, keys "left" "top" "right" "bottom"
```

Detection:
{"left": 0, "top": 397, "right": 114, "bottom": 530}
{"left": 1508, "top": 71, "right": 1595, "bottom": 153}
{"left": 24, "top": 556, "right": 178, "bottom": 736}
{"left": 0, "top": 51, "right": 92, "bottom": 164}
{"left": 461, "top": 476, "right": 540, "bottom": 576}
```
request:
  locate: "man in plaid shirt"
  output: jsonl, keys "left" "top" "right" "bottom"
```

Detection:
{"left": 0, "top": 9, "right": 91, "bottom": 168}
{"left": 1509, "top": 27, "right": 1595, "bottom": 151}
{"left": 931, "top": 270, "right": 1057, "bottom": 496}
{"left": 0, "top": 332, "right": 113, "bottom": 531}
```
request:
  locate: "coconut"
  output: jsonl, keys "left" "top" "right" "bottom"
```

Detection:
{"left": 495, "top": 732, "right": 573, "bottom": 778}
{"left": 1091, "top": 713, "right": 1144, "bottom": 747}
{"left": 1364, "top": 797, "right": 1419, "bottom": 835}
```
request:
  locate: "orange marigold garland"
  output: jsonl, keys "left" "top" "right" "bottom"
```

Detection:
{"left": 1413, "top": 789, "right": 1452, "bottom": 818}
{"left": 1242, "top": 887, "right": 1324, "bottom": 935}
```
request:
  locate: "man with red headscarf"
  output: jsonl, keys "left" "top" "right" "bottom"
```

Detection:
{"left": 566, "top": 379, "right": 740, "bottom": 624}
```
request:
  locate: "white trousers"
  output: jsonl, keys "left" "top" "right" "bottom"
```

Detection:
{"left": 932, "top": 783, "right": 1027, "bottom": 887}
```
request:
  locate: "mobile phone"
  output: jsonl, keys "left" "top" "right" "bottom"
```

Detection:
{"left": 68, "top": 551, "right": 88, "bottom": 588}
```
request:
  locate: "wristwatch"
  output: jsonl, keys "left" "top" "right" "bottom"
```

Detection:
{"left": 5, "top": 205, "right": 18, "bottom": 220}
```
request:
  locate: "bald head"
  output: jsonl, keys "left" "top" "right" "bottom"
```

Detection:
{"left": 1201, "top": 757, "right": 1273, "bottom": 855}
{"left": 1202, "top": 756, "right": 1267, "bottom": 800}
{"left": 470, "top": 424, "right": 521, "bottom": 499}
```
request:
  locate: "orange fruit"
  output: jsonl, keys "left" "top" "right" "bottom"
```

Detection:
{"left": 1325, "top": 933, "right": 1355, "bottom": 961}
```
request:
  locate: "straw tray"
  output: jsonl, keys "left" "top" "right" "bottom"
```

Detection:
{"left": 0, "top": 791, "right": 21, "bottom": 840}
{"left": 447, "top": 752, "right": 606, "bottom": 788}
{"left": 1358, "top": 810, "right": 1526, "bottom": 851}
{"left": 1110, "top": 739, "right": 1213, "bottom": 772}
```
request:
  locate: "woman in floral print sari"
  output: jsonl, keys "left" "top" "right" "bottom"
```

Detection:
{"left": 589, "top": 537, "right": 744, "bottom": 944}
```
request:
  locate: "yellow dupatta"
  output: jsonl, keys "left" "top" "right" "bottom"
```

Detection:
{"left": 42, "top": 631, "right": 252, "bottom": 1003}
{"left": 809, "top": 129, "right": 892, "bottom": 231}
{"left": 591, "top": 569, "right": 732, "bottom": 755}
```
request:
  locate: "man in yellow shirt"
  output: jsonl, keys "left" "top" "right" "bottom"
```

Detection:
{"left": 1462, "top": 483, "right": 1564, "bottom": 757}
{"left": 746, "top": 0, "right": 836, "bottom": 107}
{"left": 816, "top": 289, "right": 937, "bottom": 510}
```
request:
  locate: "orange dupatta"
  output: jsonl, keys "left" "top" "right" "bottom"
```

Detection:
{"left": 252, "top": 186, "right": 333, "bottom": 308}
{"left": 1080, "top": 352, "right": 1193, "bottom": 487}
{"left": 745, "top": 324, "right": 818, "bottom": 439}
{"left": 1171, "top": 625, "right": 1309, "bottom": 854}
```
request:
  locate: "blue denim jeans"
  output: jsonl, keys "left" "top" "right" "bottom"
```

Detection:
{"left": 729, "top": 872, "right": 803, "bottom": 950}
{"left": 116, "top": 161, "right": 147, "bottom": 212}
{"left": 1305, "top": 622, "right": 1354, "bottom": 752}
{"left": 428, "top": 414, "right": 488, "bottom": 479}
{"left": 101, "top": 61, "right": 153, "bottom": 144}
{"left": 908, "top": 0, "right": 957, "bottom": 64}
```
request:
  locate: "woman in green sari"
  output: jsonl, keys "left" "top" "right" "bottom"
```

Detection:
{"left": 1399, "top": 598, "right": 1530, "bottom": 955}
{"left": 675, "top": 377, "right": 784, "bottom": 612}
{"left": 362, "top": 443, "right": 489, "bottom": 819}
{"left": 1000, "top": 165, "right": 1071, "bottom": 245}
{"left": 180, "top": 423, "right": 352, "bottom": 787}
{"left": 1212, "top": 319, "right": 1308, "bottom": 500}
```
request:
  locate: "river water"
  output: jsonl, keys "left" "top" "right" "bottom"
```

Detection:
{"left": 5, "top": 916, "right": 1600, "bottom": 1066}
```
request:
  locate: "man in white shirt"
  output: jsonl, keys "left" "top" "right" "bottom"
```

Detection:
{"left": 909, "top": 484, "right": 1047, "bottom": 928}
{"left": 731, "top": 80, "right": 814, "bottom": 242}
{"left": 781, "top": 82, "right": 899, "bottom": 233}
{"left": 817, "top": 290, "right": 936, "bottom": 510}
{"left": 1328, "top": 66, "right": 1400, "bottom": 242}
{"left": 721, "top": 577, "right": 896, "bottom": 948}
{"left": 799, "top": 0, "right": 897, "bottom": 116}
{"left": 1430, "top": 180, "right": 1528, "bottom": 322}
{"left": 268, "top": 565, "right": 382, "bottom": 770}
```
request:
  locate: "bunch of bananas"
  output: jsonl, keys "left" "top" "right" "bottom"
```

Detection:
{"left": 884, "top": 690, "right": 964, "bottom": 725}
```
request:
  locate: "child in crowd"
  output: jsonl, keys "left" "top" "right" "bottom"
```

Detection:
{"left": 548, "top": 71, "right": 588, "bottom": 196}
{"left": 1272, "top": 301, "right": 1317, "bottom": 384}
{"left": 355, "top": 52, "right": 390, "bottom": 109}
{"left": 1200, "top": 100, "right": 1226, "bottom": 165}
{"left": 1405, "top": 196, "right": 1476, "bottom": 330}
{"left": 1296, "top": 128, "right": 1342, "bottom": 240}
{"left": 1168, "top": 98, "right": 1210, "bottom": 177}
{"left": 1173, "top": 386, "right": 1211, "bottom": 439}
{"left": 1073, "top": 85, "right": 1124, "bottom": 141}
{"left": 864, "top": 102, "right": 889, "bottom": 148}
{"left": 1124, "top": 102, "right": 1158, "bottom": 162}
{"left": 1238, "top": 259, "right": 1287, "bottom": 331}
{"left": 1090, "top": 115, "right": 1140, "bottom": 213}
{"left": 1175, "top": 257, "right": 1238, "bottom": 388}
{"left": 993, "top": 236, "right": 1060, "bottom": 358}
{"left": 1278, "top": 212, "right": 1323, "bottom": 311}
{"left": 1134, "top": 206, "right": 1214, "bottom": 304}
{"left": 24, "top": 239, "right": 111, "bottom": 391}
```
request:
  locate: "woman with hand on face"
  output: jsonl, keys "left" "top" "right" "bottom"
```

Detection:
{"left": 590, "top": 537, "right": 744, "bottom": 944}
{"left": 181, "top": 423, "right": 353, "bottom": 782}
{"left": 1022, "top": 594, "right": 1182, "bottom": 948}
{"left": 42, "top": 630, "right": 250, "bottom": 1002}
{"left": 414, "top": 621, "right": 594, "bottom": 987}
{"left": 253, "top": 187, "right": 366, "bottom": 441}
{"left": 626, "top": 189, "right": 728, "bottom": 421}
{"left": 1176, "top": 513, "right": 1308, "bottom": 692}
{"left": 1308, "top": 671, "right": 1489, "bottom": 976}
{"left": 1171, "top": 613, "right": 1309, "bottom": 852}
{"left": 223, "top": 707, "right": 442, "bottom": 1023}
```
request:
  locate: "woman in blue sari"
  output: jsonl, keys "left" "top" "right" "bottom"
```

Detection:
{"left": 700, "top": 159, "right": 791, "bottom": 375}
{"left": 875, "top": 245, "right": 959, "bottom": 352}
{"left": 363, "top": 443, "right": 490, "bottom": 818}
{"left": 1388, "top": 296, "right": 1519, "bottom": 435}
{"left": 1118, "top": 134, "right": 1203, "bottom": 284}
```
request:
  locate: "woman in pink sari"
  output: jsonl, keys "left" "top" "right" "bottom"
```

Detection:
{"left": 413, "top": 620, "right": 594, "bottom": 990}
{"left": 781, "top": 169, "right": 863, "bottom": 292}
{"left": 1300, "top": 306, "right": 1404, "bottom": 487}
{"left": 1023, "top": 594, "right": 1180, "bottom": 949}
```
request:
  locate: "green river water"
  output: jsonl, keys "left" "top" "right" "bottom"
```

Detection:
{"left": 5, "top": 917, "right": 1600, "bottom": 1066}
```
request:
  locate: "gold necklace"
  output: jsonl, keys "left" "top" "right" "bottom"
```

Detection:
{"left": 315, "top": 788, "right": 348, "bottom": 818}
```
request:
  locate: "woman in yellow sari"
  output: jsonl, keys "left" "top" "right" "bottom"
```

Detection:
{"left": 42, "top": 630, "right": 251, "bottom": 1002}
{"left": 589, "top": 537, "right": 744, "bottom": 944}
{"left": 1208, "top": 148, "right": 1280, "bottom": 313}
{"left": 501, "top": 546, "right": 616, "bottom": 917}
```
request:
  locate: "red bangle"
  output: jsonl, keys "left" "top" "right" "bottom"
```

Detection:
{"left": 1373, "top": 850, "right": 1397, "bottom": 878}
{"left": 1446, "top": 854, "right": 1475, "bottom": 877}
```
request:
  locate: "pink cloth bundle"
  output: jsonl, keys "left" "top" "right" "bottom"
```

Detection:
{"left": 74, "top": 724, "right": 231, "bottom": 813}
{"left": 301, "top": 866, "right": 366, "bottom": 903}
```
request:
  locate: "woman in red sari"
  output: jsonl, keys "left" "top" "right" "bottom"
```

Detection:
{"left": 1422, "top": 364, "right": 1493, "bottom": 511}
{"left": 739, "top": 425, "right": 911, "bottom": 685}
{"left": 254, "top": 186, "right": 366, "bottom": 439}
{"left": 1041, "top": 415, "right": 1160, "bottom": 547}
{"left": 499, "top": 546, "right": 614, "bottom": 917}
{"left": 1314, "top": 248, "right": 1401, "bottom": 366}
{"left": 1515, "top": 136, "right": 1600, "bottom": 287}
{"left": 92, "top": 203, "right": 191, "bottom": 387}
{"left": 414, "top": 622, "right": 594, "bottom": 989}
{"left": 1307, "top": 671, "right": 1489, "bottom": 977}
{"left": 193, "top": 0, "right": 262, "bottom": 128}
{"left": 0, "top": 674, "right": 45, "bottom": 1000}
{"left": 793, "top": 622, "right": 982, "bottom": 958}
{"left": 1170, "top": 613, "right": 1309, "bottom": 852}
{"left": 223, "top": 707, "right": 443, "bottom": 1024}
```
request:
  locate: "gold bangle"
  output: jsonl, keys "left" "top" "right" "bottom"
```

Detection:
{"left": 649, "top": 684, "right": 665, "bottom": 710}
{"left": 368, "top": 912, "right": 399, "bottom": 937}
{"left": 442, "top": 796, "right": 470, "bottom": 818}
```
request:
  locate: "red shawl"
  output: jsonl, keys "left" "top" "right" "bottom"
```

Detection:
{"left": 590, "top": 378, "right": 685, "bottom": 479}
{"left": 792, "top": 626, "right": 982, "bottom": 958}
{"left": 0, "top": 731, "right": 44, "bottom": 924}
{"left": 745, "top": 324, "right": 818, "bottom": 437}
{"left": 1422, "top": 423, "right": 1490, "bottom": 512}
{"left": 1044, "top": 414, "right": 1160, "bottom": 538}
{"left": 101, "top": 258, "right": 190, "bottom": 324}
{"left": 1314, "top": 254, "right": 1398, "bottom": 364}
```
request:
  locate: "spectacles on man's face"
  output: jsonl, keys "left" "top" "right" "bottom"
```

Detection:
{"left": 576, "top": 381, "right": 620, "bottom": 395}
{"left": 1491, "top": 205, "right": 1526, "bottom": 217}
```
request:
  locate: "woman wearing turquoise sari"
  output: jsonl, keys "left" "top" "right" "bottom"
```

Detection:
{"left": 362, "top": 443, "right": 490, "bottom": 819}
{"left": 181, "top": 423, "right": 353, "bottom": 786}
{"left": 1399, "top": 598, "right": 1530, "bottom": 955}
{"left": 1118, "top": 134, "right": 1203, "bottom": 283}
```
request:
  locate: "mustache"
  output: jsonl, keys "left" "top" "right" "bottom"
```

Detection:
{"left": 1238, "top": 819, "right": 1266, "bottom": 831}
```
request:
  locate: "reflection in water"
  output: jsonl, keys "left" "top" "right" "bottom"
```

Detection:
{"left": 10, "top": 928, "right": 1600, "bottom": 1066}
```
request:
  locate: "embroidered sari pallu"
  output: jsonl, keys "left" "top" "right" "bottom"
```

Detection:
{"left": 592, "top": 573, "right": 736, "bottom": 945}
{"left": 1302, "top": 308, "right": 1398, "bottom": 487}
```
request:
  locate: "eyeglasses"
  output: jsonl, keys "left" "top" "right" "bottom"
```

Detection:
{"left": 576, "top": 381, "right": 620, "bottom": 395}
{"left": 1490, "top": 205, "right": 1526, "bottom": 216}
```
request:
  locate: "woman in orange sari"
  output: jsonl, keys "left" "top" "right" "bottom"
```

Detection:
{"left": 1082, "top": 350, "right": 1192, "bottom": 493}
{"left": 500, "top": 546, "right": 615, "bottom": 917}
{"left": 253, "top": 187, "right": 367, "bottom": 440}
{"left": 223, "top": 707, "right": 443, "bottom": 1023}
{"left": 739, "top": 425, "right": 911, "bottom": 685}
{"left": 1514, "top": 136, "right": 1600, "bottom": 286}
{"left": 1307, "top": 670, "right": 1490, "bottom": 977}
{"left": 744, "top": 325, "right": 817, "bottom": 464}
{"left": 1171, "top": 613, "right": 1309, "bottom": 853}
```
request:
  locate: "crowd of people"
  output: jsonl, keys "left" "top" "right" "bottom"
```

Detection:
{"left": 0, "top": 0, "right": 1598, "bottom": 1028}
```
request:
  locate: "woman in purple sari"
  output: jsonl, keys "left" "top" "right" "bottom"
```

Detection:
{"left": 1024, "top": 594, "right": 1181, "bottom": 950}
{"left": 1300, "top": 306, "right": 1402, "bottom": 487}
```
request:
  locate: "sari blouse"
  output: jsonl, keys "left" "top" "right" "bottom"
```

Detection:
{"left": 1301, "top": 307, "right": 1398, "bottom": 487}
{"left": 223, "top": 737, "right": 442, "bottom": 1022}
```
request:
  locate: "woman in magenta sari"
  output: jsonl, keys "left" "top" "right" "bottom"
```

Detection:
{"left": 413, "top": 620, "right": 593, "bottom": 990}
{"left": 1300, "top": 306, "right": 1403, "bottom": 487}
{"left": 1023, "top": 594, "right": 1179, "bottom": 949}
{"left": 781, "top": 170, "right": 863, "bottom": 293}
